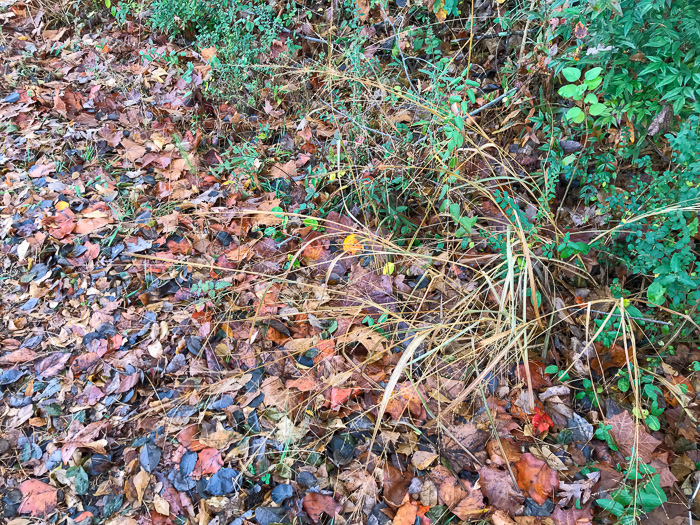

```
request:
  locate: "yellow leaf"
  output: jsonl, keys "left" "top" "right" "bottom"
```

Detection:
{"left": 343, "top": 234, "right": 363, "bottom": 255}
{"left": 56, "top": 201, "right": 69, "bottom": 211}
{"left": 133, "top": 469, "right": 149, "bottom": 504}
{"left": 382, "top": 262, "right": 395, "bottom": 275}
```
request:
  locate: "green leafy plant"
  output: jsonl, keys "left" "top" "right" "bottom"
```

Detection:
{"left": 557, "top": 66, "right": 610, "bottom": 125}
{"left": 596, "top": 457, "right": 667, "bottom": 523}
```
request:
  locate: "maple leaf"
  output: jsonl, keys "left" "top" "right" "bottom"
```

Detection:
{"left": 18, "top": 480, "right": 58, "bottom": 516}
{"left": 513, "top": 453, "right": 559, "bottom": 505}
{"left": 607, "top": 410, "right": 661, "bottom": 463}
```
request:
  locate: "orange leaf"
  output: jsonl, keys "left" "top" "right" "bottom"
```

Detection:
{"left": 18, "top": 480, "right": 58, "bottom": 517}
{"left": 343, "top": 234, "right": 363, "bottom": 255}
{"left": 513, "top": 453, "right": 558, "bottom": 505}
{"left": 394, "top": 501, "right": 418, "bottom": 525}
{"left": 193, "top": 448, "right": 223, "bottom": 477}
{"left": 201, "top": 46, "right": 217, "bottom": 61}
{"left": 302, "top": 492, "right": 341, "bottom": 523}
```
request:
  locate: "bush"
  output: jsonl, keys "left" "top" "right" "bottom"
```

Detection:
{"left": 546, "top": 0, "right": 700, "bottom": 134}
{"left": 148, "top": 0, "right": 288, "bottom": 96}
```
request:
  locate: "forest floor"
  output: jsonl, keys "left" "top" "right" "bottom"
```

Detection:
{"left": 1, "top": 1, "right": 699, "bottom": 525}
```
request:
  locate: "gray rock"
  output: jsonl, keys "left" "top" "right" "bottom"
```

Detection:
{"left": 408, "top": 477, "right": 423, "bottom": 494}
{"left": 604, "top": 398, "right": 625, "bottom": 418}
{"left": 567, "top": 412, "right": 593, "bottom": 442}
{"left": 368, "top": 503, "right": 392, "bottom": 525}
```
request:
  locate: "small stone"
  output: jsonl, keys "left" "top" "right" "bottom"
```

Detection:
{"left": 328, "top": 435, "right": 355, "bottom": 466}
{"left": 296, "top": 471, "right": 317, "bottom": 488}
{"left": 408, "top": 477, "right": 423, "bottom": 494}
{"left": 368, "top": 503, "right": 392, "bottom": 525}
{"left": 524, "top": 498, "right": 554, "bottom": 516}
{"left": 271, "top": 484, "right": 293, "bottom": 504}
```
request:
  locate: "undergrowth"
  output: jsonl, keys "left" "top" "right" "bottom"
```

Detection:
{"left": 99, "top": 0, "right": 700, "bottom": 520}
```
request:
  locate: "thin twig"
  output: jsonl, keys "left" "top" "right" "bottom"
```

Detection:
{"left": 317, "top": 98, "right": 400, "bottom": 140}
{"left": 469, "top": 87, "right": 517, "bottom": 116}
{"left": 378, "top": 8, "right": 417, "bottom": 95}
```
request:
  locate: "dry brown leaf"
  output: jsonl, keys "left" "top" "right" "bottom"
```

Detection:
{"left": 478, "top": 466, "right": 524, "bottom": 514}
{"left": 607, "top": 410, "right": 661, "bottom": 463}
{"left": 437, "top": 476, "right": 485, "bottom": 520}
{"left": 133, "top": 469, "right": 150, "bottom": 504}
{"left": 302, "top": 492, "right": 341, "bottom": 523}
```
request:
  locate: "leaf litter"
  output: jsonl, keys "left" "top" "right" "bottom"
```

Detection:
{"left": 0, "top": 2, "right": 698, "bottom": 525}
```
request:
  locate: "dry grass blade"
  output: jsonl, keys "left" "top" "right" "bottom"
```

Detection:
{"left": 367, "top": 330, "right": 431, "bottom": 463}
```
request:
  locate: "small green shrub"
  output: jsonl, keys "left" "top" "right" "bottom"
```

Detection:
{"left": 148, "top": 0, "right": 289, "bottom": 96}
{"left": 547, "top": 0, "right": 700, "bottom": 133}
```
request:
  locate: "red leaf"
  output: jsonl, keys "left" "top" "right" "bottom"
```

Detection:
{"left": 193, "top": 448, "right": 223, "bottom": 477}
{"left": 533, "top": 406, "right": 554, "bottom": 433}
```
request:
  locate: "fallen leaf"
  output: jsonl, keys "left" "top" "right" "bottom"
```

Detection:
{"left": 192, "top": 448, "right": 223, "bottom": 477}
{"left": 133, "top": 469, "right": 150, "bottom": 504}
{"left": 607, "top": 410, "right": 661, "bottom": 463}
{"left": 438, "top": 476, "right": 485, "bottom": 520}
{"left": 478, "top": 466, "right": 524, "bottom": 514}
{"left": 18, "top": 480, "right": 58, "bottom": 517}
{"left": 412, "top": 451, "right": 438, "bottom": 470}
{"left": 302, "top": 492, "right": 341, "bottom": 523}
{"left": 394, "top": 501, "right": 418, "bottom": 525}
{"left": 343, "top": 234, "right": 363, "bottom": 255}
{"left": 513, "top": 453, "right": 558, "bottom": 505}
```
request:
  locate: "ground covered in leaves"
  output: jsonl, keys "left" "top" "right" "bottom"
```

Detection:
{"left": 1, "top": 2, "right": 700, "bottom": 525}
